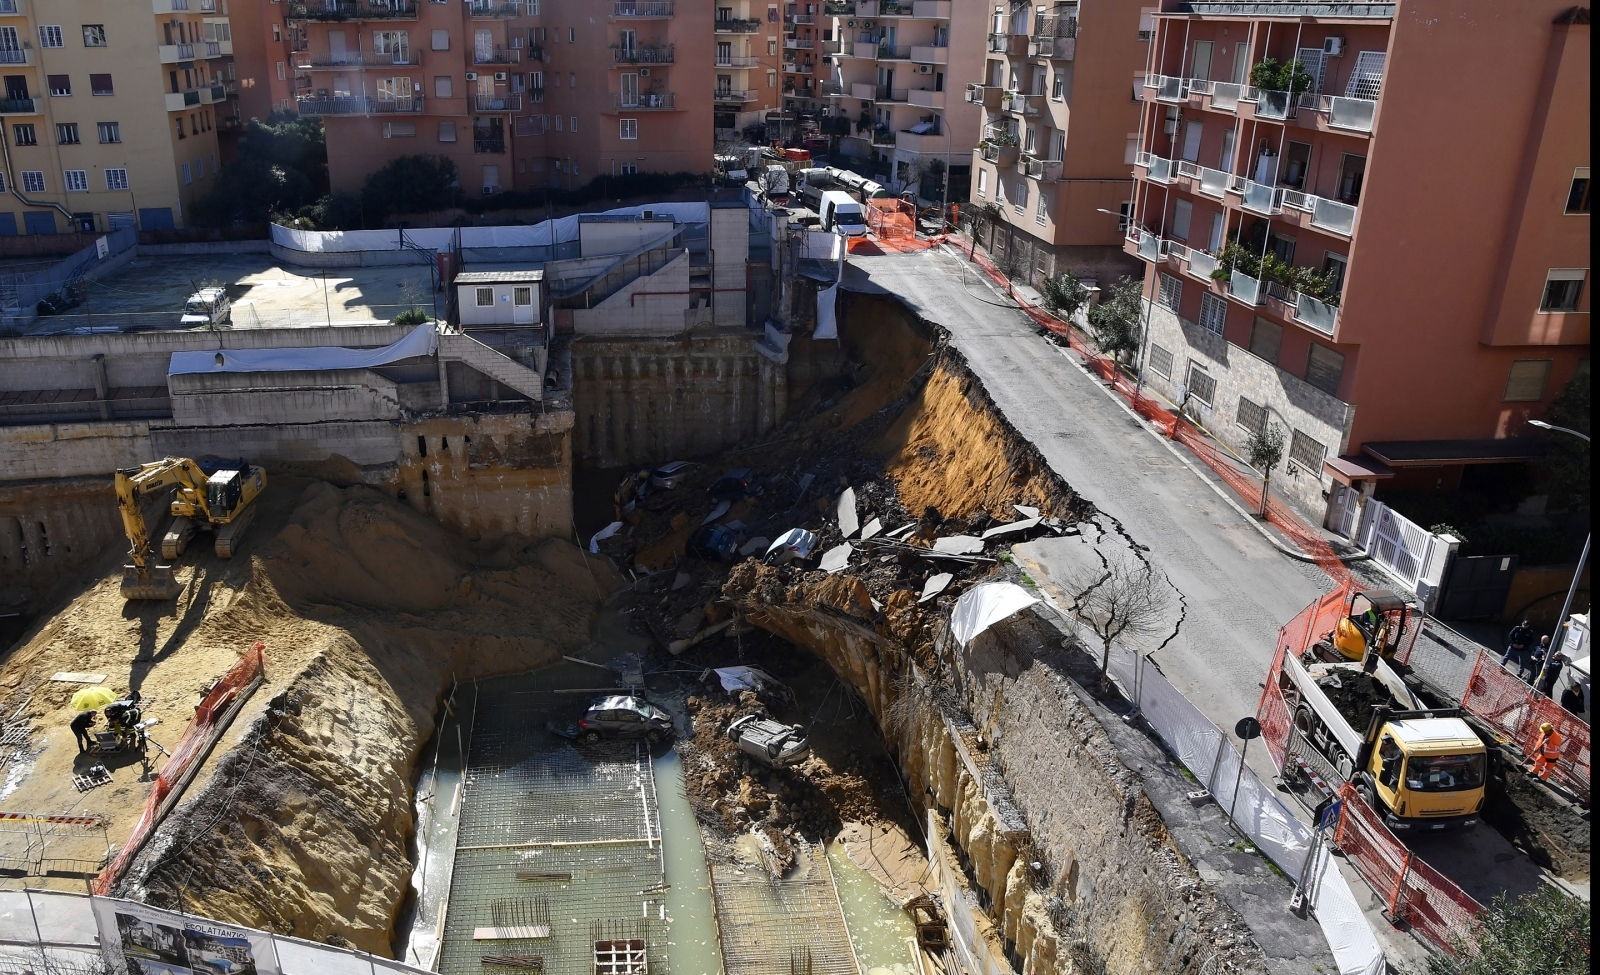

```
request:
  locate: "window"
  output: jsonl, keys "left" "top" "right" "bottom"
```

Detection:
{"left": 620, "top": 163, "right": 637, "bottom": 175}
{"left": 1198, "top": 292, "right": 1227, "bottom": 335}
{"left": 1305, "top": 343, "right": 1345, "bottom": 395}
{"left": 1322, "top": 252, "right": 1347, "bottom": 295}
{"left": 1034, "top": 191, "right": 1046, "bottom": 226}
{"left": 374, "top": 31, "right": 410, "bottom": 63}
{"left": 1236, "top": 397, "right": 1267, "bottom": 436}
{"left": 39, "top": 25, "right": 64, "bottom": 48}
{"left": 568, "top": 27, "right": 575, "bottom": 42}
{"left": 438, "top": 120, "right": 457, "bottom": 141}
{"left": 55, "top": 123, "right": 79, "bottom": 145}
{"left": 1124, "top": 133, "right": 1138, "bottom": 165}
{"left": 176, "top": 118, "right": 186, "bottom": 139}
{"left": 768, "top": 39, "right": 777, "bottom": 55}
{"left": 475, "top": 287, "right": 494, "bottom": 306}
{"left": 977, "top": 168, "right": 987, "bottom": 198}
{"left": 554, "top": 114, "right": 562, "bottom": 131}
{"left": 569, "top": 71, "right": 576, "bottom": 88}
{"left": 1013, "top": 179, "right": 1027, "bottom": 213}
{"left": 1502, "top": 359, "right": 1553, "bottom": 402}
{"left": 619, "top": 118, "right": 638, "bottom": 140}
{"left": 432, "top": 29, "right": 450, "bottom": 50}
{"left": 1158, "top": 272, "right": 1182, "bottom": 311}
{"left": 105, "top": 168, "right": 128, "bottom": 190}
{"left": 435, "top": 75, "right": 453, "bottom": 97}
{"left": 1052, "top": 70, "right": 1064, "bottom": 99}
{"left": 382, "top": 121, "right": 416, "bottom": 137}
{"left": 569, "top": 116, "right": 576, "bottom": 132}
{"left": 276, "top": 61, "right": 286, "bottom": 80}
{"left": 272, "top": 23, "right": 282, "bottom": 42}
{"left": 1567, "top": 168, "right": 1590, "bottom": 214}
{"left": 13, "top": 124, "right": 36, "bottom": 146}
{"left": 1171, "top": 198, "right": 1192, "bottom": 241}
{"left": 21, "top": 170, "right": 44, "bottom": 193}
{"left": 1118, "top": 202, "right": 1132, "bottom": 233}
{"left": 83, "top": 25, "right": 107, "bottom": 47}
{"left": 1149, "top": 344, "right": 1174, "bottom": 380}
{"left": 182, "top": 162, "right": 192, "bottom": 184}
{"left": 1249, "top": 317, "right": 1282, "bottom": 364}
{"left": 48, "top": 75, "right": 71, "bottom": 97}
{"left": 90, "top": 74, "right": 114, "bottom": 96}
{"left": 1540, "top": 269, "right": 1585, "bottom": 312}
{"left": 1185, "top": 363, "right": 1217, "bottom": 407}
{"left": 1288, "top": 429, "right": 1326, "bottom": 470}
{"left": 513, "top": 286, "right": 532, "bottom": 306}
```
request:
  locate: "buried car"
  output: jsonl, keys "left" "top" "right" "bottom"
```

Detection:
{"left": 764, "top": 528, "right": 820, "bottom": 566}
{"left": 727, "top": 714, "right": 812, "bottom": 768}
{"left": 688, "top": 525, "right": 741, "bottom": 562}
{"left": 575, "top": 695, "right": 674, "bottom": 745}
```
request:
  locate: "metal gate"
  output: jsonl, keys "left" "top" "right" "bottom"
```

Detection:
{"left": 1355, "top": 500, "right": 1443, "bottom": 592}
{"left": 1438, "top": 554, "right": 1518, "bottom": 620}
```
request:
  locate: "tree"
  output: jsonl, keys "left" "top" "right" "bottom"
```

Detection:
{"left": 192, "top": 114, "right": 329, "bottom": 227}
{"left": 360, "top": 154, "right": 458, "bottom": 224}
{"left": 1245, "top": 421, "right": 1286, "bottom": 516}
{"left": 1249, "top": 57, "right": 1315, "bottom": 94}
{"left": 1420, "top": 886, "right": 1588, "bottom": 975}
{"left": 1039, "top": 269, "right": 1091, "bottom": 321}
{"left": 1537, "top": 372, "right": 1590, "bottom": 511}
{"left": 965, "top": 200, "right": 1005, "bottom": 257}
{"left": 1065, "top": 550, "right": 1171, "bottom": 692}
{"left": 1086, "top": 275, "right": 1144, "bottom": 361}
{"left": 394, "top": 277, "right": 431, "bottom": 324}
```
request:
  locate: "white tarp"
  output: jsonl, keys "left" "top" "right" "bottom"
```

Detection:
{"left": 271, "top": 203, "right": 715, "bottom": 254}
{"left": 713, "top": 666, "right": 782, "bottom": 696}
{"left": 800, "top": 229, "right": 844, "bottom": 262}
{"left": 169, "top": 324, "right": 437, "bottom": 376}
{"left": 815, "top": 279, "right": 840, "bottom": 340}
{"left": 950, "top": 582, "right": 1040, "bottom": 647}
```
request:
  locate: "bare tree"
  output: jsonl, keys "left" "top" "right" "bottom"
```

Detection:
{"left": 1065, "top": 549, "right": 1171, "bottom": 692}
{"left": 1245, "top": 421, "right": 1286, "bottom": 516}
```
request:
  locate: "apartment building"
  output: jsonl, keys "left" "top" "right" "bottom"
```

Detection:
{"left": 289, "top": 0, "right": 712, "bottom": 198}
{"left": 966, "top": 0, "right": 1147, "bottom": 287}
{"left": 779, "top": 1, "right": 827, "bottom": 124}
{"left": 1126, "top": 0, "right": 1589, "bottom": 523}
{"left": 228, "top": 0, "right": 299, "bottom": 125}
{"left": 711, "top": 0, "right": 782, "bottom": 141}
{"left": 822, "top": 0, "right": 982, "bottom": 195}
{"left": 1, "top": 0, "right": 235, "bottom": 233}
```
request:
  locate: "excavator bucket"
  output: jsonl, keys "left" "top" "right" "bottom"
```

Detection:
{"left": 121, "top": 564, "right": 183, "bottom": 601}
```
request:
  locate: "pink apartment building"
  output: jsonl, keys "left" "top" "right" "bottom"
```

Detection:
{"left": 228, "top": 0, "right": 300, "bottom": 126}
{"left": 711, "top": 1, "right": 783, "bottom": 140}
{"left": 287, "top": 0, "right": 712, "bottom": 197}
{"left": 1126, "top": 0, "right": 1589, "bottom": 527}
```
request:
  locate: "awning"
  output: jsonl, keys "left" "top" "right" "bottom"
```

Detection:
{"left": 1361, "top": 438, "right": 1538, "bottom": 468}
{"left": 1323, "top": 455, "right": 1394, "bottom": 485}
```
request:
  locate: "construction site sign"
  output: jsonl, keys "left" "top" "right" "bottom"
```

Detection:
{"left": 92, "top": 896, "right": 282, "bottom": 975}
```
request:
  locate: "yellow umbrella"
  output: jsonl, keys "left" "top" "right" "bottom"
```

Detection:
{"left": 70, "top": 687, "right": 118, "bottom": 712}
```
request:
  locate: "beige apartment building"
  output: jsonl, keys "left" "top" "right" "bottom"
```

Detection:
{"left": 966, "top": 0, "right": 1148, "bottom": 285}
{"left": 1, "top": 0, "right": 235, "bottom": 234}
{"left": 288, "top": 0, "right": 712, "bottom": 199}
{"left": 713, "top": 0, "right": 783, "bottom": 141}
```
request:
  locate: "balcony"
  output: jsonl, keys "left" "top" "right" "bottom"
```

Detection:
{"left": 1228, "top": 270, "right": 1263, "bottom": 306}
{"left": 1293, "top": 293, "right": 1338, "bottom": 335}
{"left": 1144, "top": 73, "right": 1186, "bottom": 103}
{"left": 469, "top": 1, "right": 524, "bottom": 18}
{"left": 964, "top": 83, "right": 1000, "bottom": 109}
{"left": 873, "top": 86, "right": 908, "bottom": 102}
{"left": 1024, "top": 156, "right": 1062, "bottom": 181}
{"left": 909, "top": 44, "right": 947, "bottom": 64}
{"left": 295, "top": 95, "right": 424, "bottom": 115}
{"left": 474, "top": 92, "right": 521, "bottom": 111}
{"left": 870, "top": 127, "right": 896, "bottom": 148}
{"left": 787, "top": 85, "right": 815, "bottom": 99}
{"left": 1136, "top": 230, "right": 1163, "bottom": 263}
{"left": 1297, "top": 93, "right": 1376, "bottom": 134}
{"left": 1186, "top": 249, "right": 1217, "bottom": 281}
{"left": 911, "top": 0, "right": 951, "bottom": 17}
{"left": 613, "top": 91, "right": 675, "bottom": 109}
{"left": 851, "top": 82, "right": 875, "bottom": 100}
{"left": 850, "top": 42, "right": 880, "bottom": 58}
{"left": 718, "top": 55, "right": 760, "bottom": 67}
{"left": 611, "top": 1, "right": 674, "bottom": 18}
{"left": 1196, "top": 166, "right": 1234, "bottom": 198}
{"left": 297, "top": 52, "right": 411, "bottom": 68}
{"left": 1282, "top": 190, "right": 1357, "bottom": 237}
{"left": 202, "top": 83, "right": 227, "bottom": 104}
{"left": 791, "top": 13, "right": 815, "bottom": 24}
{"left": 782, "top": 59, "right": 814, "bottom": 73}
{"left": 1249, "top": 87, "right": 1295, "bottom": 121}
{"left": 152, "top": 0, "right": 191, "bottom": 12}
{"left": 1029, "top": 35, "right": 1074, "bottom": 59}
{"left": 0, "top": 97, "right": 38, "bottom": 114}
{"left": 980, "top": 142, "right": 1018, "bottom": 167}
{"left": 714, "top": 88, "right": 759, "bottom": 103}
{"left": 159, "top": 43, "right": 195, "bottom": 63}
{"left": 1208, "top": 81, "right": 1242, "bottom": 112}
{"left": 164, "top": 89, "right": 203, "bottom": 111}
{"left": 1000, "top": 91, "right": 1040, "bottom": 116}
{"left": 204, "top": 39, "right": 231, "bottom": 57}
{"left": 1237, "top": 178, "right": 1283, "bottom": 215}
{"left": 1136, "top": 152, "right": 1176, "bottom": 185}
{"left": 987, "top": 34, "right": 1027, "bottom": 57}
{"left": 287, "top": 1, "right": 420, "bottom": 21}
{"left": 715, "top": 18, "right": 762, "bottom": 33}
{"left": 473, "top": 137, "right": 506, "bottom": 153}
{"left": 784, "top": 37, "right": 814, "bottom": 49}
{"left": 907, "top": 87, "right": 943, "bottom": 109}
{"left": 473, "top": 49, "right": 522, "bottom": 64}
{"left": 614, "top": 44, "right": 673, "bottom": 64}
{"left": 527, "top": 45, "right": 547, "bottom": 62}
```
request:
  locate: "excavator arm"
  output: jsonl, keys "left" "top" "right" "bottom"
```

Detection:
{"left": 116, "top": 457, "right": 210, "bottom": 600}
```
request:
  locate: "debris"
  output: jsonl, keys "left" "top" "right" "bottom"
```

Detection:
{"left": 980, "top": 516, "right": 1042, "bottom": 540}
{"left": 73, "top": 765, "right": 114, "bottom": 793}
{"left": 589, "top": 521, "right": 623, "bottom": 553}
{"left": 688, "top": 525, "right": 740, "bottom": 562}
{"left": 919, "top": 573, "right": 953, "bottom": 604}
{"left": 795, "top": 472, "right": 815, "bottom": 502}
{"left": 886, "top": 522, "right": 918, "bottom": 539}
{"left": 820, "top": 543, "right": 853, "bottom": 574}
{"left": 669, "top": 619, "right": 736, "bottom": 656}
{"left": 50, "top": 672, "right": 107, "bottom": 685}
{"left": 1013, "top": 504, "right": 1041, "bottom": 519}
{"left": 480, "top": 955, "right": 544, "bottom": 972}
{"left": 710, "top": 666, "right": 789, "bottom": 699}
{"left": 860, "top": 517, "right": 883, "bottom": 541}
{"left": 931, "top": 535, "right": 984, "bottom": 555}
{"left": 671, "top": 571, "right": 692, "bottom": 591}
{"left": 702, "top": 500, "right": 731, "bottom": 526}
{"left": 837, "top": 487, "right": 859, "bottom": 537}
{"left": 738, "top": 536, "right": 771, "bottom": 556}
{"left": 950, "top": 582, "right": 1041, "bottom": 646}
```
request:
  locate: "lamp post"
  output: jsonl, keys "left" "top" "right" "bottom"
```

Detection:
{"left": 1527, "top": 419, "right": 1590, "bottom": 689}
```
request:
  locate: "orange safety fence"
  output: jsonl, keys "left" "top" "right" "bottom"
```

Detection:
{"left": 92, "top": 642, "right": 266, "bottom": 895}
{"left": 1458, "top": 652, "right": 1591, "bottom": 803}
{"left": 1332, "top": 783, "right": 1484, "bottom": 957}
{"left": 955, "top": 234, "right": 1355, "bottom": 587}
{"left": 865, "top": 197, "right": 917, "bottom": 241}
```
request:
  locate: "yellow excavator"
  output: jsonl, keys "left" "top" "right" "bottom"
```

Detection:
{"left": 117, "top": 457, "right": 267, "bottom": 600}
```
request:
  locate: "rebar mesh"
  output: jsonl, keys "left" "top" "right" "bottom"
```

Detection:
{"left": 710, "top": 846, "right": 858, "bottom": 975}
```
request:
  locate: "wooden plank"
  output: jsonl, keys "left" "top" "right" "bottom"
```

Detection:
{"left": 50, "top": 672, "right": 107, "bottom": 684}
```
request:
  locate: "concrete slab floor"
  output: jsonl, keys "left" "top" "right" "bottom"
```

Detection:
{"left": 26, "top": 254, "right": 443, "bottom": 335}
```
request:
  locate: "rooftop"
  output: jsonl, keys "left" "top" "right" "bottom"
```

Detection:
{"left": 454, "top": 269, "right": 546, "bottom": 284}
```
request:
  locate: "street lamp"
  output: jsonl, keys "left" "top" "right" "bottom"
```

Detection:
{"left": 1526, "top": 419, "right": 1590, "bottom": 688}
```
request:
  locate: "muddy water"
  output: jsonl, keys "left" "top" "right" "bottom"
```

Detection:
{"left": 654, "top": 748, "right": 726, "bottom": 972}
{"left": 827, "top": 843, "right": 920, "bottom": 974}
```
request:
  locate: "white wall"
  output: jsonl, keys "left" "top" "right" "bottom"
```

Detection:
{"left": 456, "top": 282, "right": 544, "bottom": 327}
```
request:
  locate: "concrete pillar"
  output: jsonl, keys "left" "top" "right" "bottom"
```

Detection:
{"left": 437, "top": 355, "right": 451, "bottom": 409}
{"left": 90, "top": 354, "right": 112, "bottom": 421}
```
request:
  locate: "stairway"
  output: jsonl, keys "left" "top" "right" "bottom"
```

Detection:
{"left": 437, "top": 331, "right": 545, "bottom": 402}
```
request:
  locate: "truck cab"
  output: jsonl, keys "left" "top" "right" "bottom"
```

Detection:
{"left": 1358, "top": 711, "right": 1486, "bottom": 832}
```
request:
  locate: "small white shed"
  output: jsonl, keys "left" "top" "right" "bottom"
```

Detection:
{"left": 456, "top": 270, "right": 544, "bottom": 327}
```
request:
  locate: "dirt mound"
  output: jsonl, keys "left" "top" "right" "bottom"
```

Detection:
{"left": 1314, "top": 669, "right": 1394, "bottom": 730}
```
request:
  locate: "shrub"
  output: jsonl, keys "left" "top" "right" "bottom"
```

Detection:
{"left": 1086, "top": 276, "right": 1143, "bottom": 359}
{"left": 361, "top": 154, "right": 459, "bottom": 225}
{"left": 1039, "top": 269, "right": 1091, "bottom": 320}
{"left": 1249, "top": 57, "right": 1314, "bottom": 94}
{"left": 1420, "top": 887, "right": 1588, "bottom": 975}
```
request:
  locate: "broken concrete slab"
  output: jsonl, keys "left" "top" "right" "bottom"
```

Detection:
{"left": 738, "top": 536, "right": 771, "bottom": 557}
{"left": 980, "top": 516, "right": 1042, "bottom": 541}
{"left": 860, "top": 517, "right": 883, "bottom": 541}
{"left": 820, "top": 543, "right": 853, "bottom": 574}
{"left": 1013, "top": 504, "right": 1041, "bottom": 520}
{"left": 886, "top": 522, "right": 918, "bottom": 539}
{"left": 703, "top": 500, "right": 731, "bottom": 526}
{"left": 837, "top": 487, "right": 859, "bottom": 538}
{"left": 919, "top": 573, "right": 953, "bottom": 603}
{"left": 932, "top": 535, "right": 984, "bottom": 556}
{"left": 671, "top": 571, "right": 692, "bottom": 591}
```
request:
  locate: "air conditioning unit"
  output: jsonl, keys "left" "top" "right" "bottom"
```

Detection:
{"left": 1322, "top": 36, "right": 1345, "bottom": 56}
{"left": 846, "top": 19, "right": 856, "bottom": 27}
{"left": 862, "top": 20, "right": 874, "bottom": 28}
{"left": 465, "top": 71, "right": 478, "bottom": 81}
{"left": 482, "top": 185, "right": 498, "bottom": 195}
{"left": 917, "top": 64, "right": 932, "bottom": 74}
{"left": 494, "top": 71, "right": 508, "bottom": 80}
{"left": 640, "top": 67, "right": 650, "bottom": 76}
{"left": 1162, "top": 119, "right": 1177, "bottom": 135}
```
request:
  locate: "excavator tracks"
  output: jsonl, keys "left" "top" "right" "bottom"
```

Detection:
{"left": 161, "top": 517, "right": 195, "bottom": 561}
{"left": 213, "top": 502, "right": 257, "bottom": 559}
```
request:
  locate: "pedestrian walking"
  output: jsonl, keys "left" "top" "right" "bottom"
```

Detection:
{"left": 1501, "top": 620, "right": 1537, "bottom": 680}
{"left": 1531, "top": 721, "right": 1565, "bottom": 780}
{"left": 71, "top": 710, "right": 97, "bottom": 753}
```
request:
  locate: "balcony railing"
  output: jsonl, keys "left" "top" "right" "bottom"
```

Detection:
{"left": 1251, "top": 87, "right": 1295, "bottom": 120}
{"left": 1295, "top": 92, "right": 1376, "bottom": 133}
{"left": 784, "top": 37, "right": 814, "bottom": 49}
{"left": 907, "top": 87, "right": 943, "bottom": 109}
{"left": 0, "top": 49, "right": 22, "bottom": 66}
{"left": 287, "top": 1, "right": 419, "bottom": 21}
{"left": 782, "top": 59, "right": 814, "bottom": 73}
{"left": 964, "top": 83, "right": 1000, "bottom": 109}
{"left": 1228, "top": 270, "right": 1263, "bottom": 305}
{"left": 1136, "top": 230, "right": 1163, "bottom": 262}
{"left": 1000, "top": 91, "right": 1040, "bottom": 116}
{"left": 0, "top": 97, "right": 38, "bottom": 114}
{"left": 714, "top": 88, "right": 758, "bottom": 103}
{"left": 1209, "top": 81, "right": 1241, "bottom": 111}
{"left": 1186, "top": 249, "right": 1217, "bottom": 280}
{"left": 473, "top": 137, "right": 506, "bottom": 152}
{"left": 1136, "top": 152, "right": 1176, "bottom": 184}
{"left": 473, "top": 48, "right": 521, "bottom": 64}
{"left": 1294, "top": 294, "right": 1338, "bottom": 335}
{"left": 160, "top": 43, "right": 196, "bottom": 62}
{"left": 1032, "top": 15, "right": 1077, "bottom": 39}
{"left": 874, "top": 86, "right": 908, "bottom": 101}
{"left": 297, "top": 52, "right": 411, "bottom": 68}
{"left": 715, "top": 18, "right": 762, "bottom": 32}
{"left": 986, "top": 34, "right": 1027, "bottom": 56}
{"left": 612, "top": 1, "right": 674, "bottom": 17}
{"left": 1238, "top": 178, "right": 1283, "bottom": 215}
{"left": 791, "top": 13, "right": 815, "bottom": 24}
{"left": 1197, "top": 166, "right": 1233, "bottom": 198}
{"left": 1029, "top": 35, "right": 1074, "bottom": 59}
{"left": 615, "top": 44, "right": 673, "bottom": 63}
{"left": 296, "top": 95, "right": 424, "bottom": 115}
{"left": 980, "top": 142, "right": 1017, "bottom": 166}
{"left": 716, "top": 54, "right": 759, "bottom": 67}
{"left": 1281, "top": 190, "right": 1357, "bottom": 236}
{"left": 1025, "top": 156, "right": 1062, "bottom": 181}
{"left": 469, "top": 1, "right": 523, "bottom": 18}
{"left": 1145, "top": 73, "right": 1185, "bottom": 102}
{"left": 911, "top": 0, "right": 951, "bottom": 16}
{"left": 474, "top": 92, "right": 521, "bottom": 111}
{"left": 616, "top": 91, "right": 675, "bottom": 109}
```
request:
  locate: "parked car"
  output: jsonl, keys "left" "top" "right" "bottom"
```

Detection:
{"left": 577, "top": 695, "right": 674, "bottom": 745}
{"left": 727, "top": 714, "right": 811, "bottom": 767}
{"left": 181, "top": 287, "right": 232, "bottom": 329}
{"left": 650, "top": 461, "right": 695, "bottom": 490}
{"left": 709, "top": 468, "right": 759, "bottom": 500}
{"left": 764, "top": 528, "right": 820, "bottom": 566}
{"left": 688, "top": 525, "right": 741, "bottom": 562}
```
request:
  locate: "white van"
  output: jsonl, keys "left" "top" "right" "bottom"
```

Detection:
{"left": 180, "top": 287, "right": 231, "bottom": 328}
{"left": 819, "top": 190, "right": 867, "bottom": 236}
